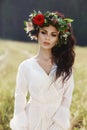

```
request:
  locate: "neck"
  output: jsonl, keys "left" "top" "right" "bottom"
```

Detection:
{"left": 36, "top": 47, "right": 53, "bottom": 60}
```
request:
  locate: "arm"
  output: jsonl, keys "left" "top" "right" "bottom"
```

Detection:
{"left": 10, "top": 62, "right": 28, "bottom": 130}
{"left": 50, "top": 72, "right": 74, "bottom": 130}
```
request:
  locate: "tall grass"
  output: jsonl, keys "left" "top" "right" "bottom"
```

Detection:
{"left": 70, "top": 46, "right": 87, "bottom": 130}
{"left": 0, "top": 39, "right": 87, "bottom": 130}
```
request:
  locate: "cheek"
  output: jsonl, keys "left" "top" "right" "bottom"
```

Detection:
{"left": 38, "top": 33, "right": 42, "bottom": 39}
{"left": 52, "top": 37, "right": 58, "bottom": 45}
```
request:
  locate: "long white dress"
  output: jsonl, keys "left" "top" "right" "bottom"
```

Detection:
{"left": 10, "top": 57, "right": 74, "bottom": 130}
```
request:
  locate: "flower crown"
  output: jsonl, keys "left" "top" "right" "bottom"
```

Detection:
{"left": 24, "top": 10, "right": 74, "bottom": 44}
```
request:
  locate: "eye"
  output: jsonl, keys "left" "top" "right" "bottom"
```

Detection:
{"left": 41, "top": 31, "right": 46, "bottom": 34}
{"left": 51, "top": 34, "right": 58, "bottom": 37}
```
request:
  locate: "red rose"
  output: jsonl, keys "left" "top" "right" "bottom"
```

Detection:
{"left": 32, "top": 14, "right": 44, "bottom": 26}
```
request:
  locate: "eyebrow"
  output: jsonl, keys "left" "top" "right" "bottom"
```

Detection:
{"left": 41, "top": 28, "right": 58, "bottom": 34}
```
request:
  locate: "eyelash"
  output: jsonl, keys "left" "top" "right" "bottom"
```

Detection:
{"left": 52, "top": 34, "right": 57, "bottom": 37}
{"left": 41, "top": 31, "right": 46, "bottom": 34}
{"left": 41, "top": 31, "right": 57, "bottom": 37}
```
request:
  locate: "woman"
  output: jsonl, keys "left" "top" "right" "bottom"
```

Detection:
{"left": 10, "top": 10, "right": 76, "bottom": 130}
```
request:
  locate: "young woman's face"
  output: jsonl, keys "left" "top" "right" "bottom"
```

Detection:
{"left": 37, "top": 25, "right": 59, "bottom": 49}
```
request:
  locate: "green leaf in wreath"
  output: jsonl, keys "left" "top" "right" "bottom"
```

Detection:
{"left": 64, "top": 18, "right": 74, "bottom": 23}
{"left": 24, "top": 21, "right": 27, "bottom": 26}
{"left": 24, "top": 27, "right": 27, "bottom": 31}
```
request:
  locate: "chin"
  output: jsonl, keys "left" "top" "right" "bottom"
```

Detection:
{"left": 41, "top": 45, "right": 53, "bottom": 50}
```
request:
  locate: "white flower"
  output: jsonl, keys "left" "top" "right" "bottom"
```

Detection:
{"left": 26, "top": 22, "right": 34, "bottom": 33}
{"left": 63, "top": 33, "right": 68, "bottom": 40}
{"left": 30, "top": 35, "right": 37, "bottom": 40}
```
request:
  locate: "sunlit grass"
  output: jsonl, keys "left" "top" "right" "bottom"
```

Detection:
{"left": 70, "top": 46, "right": 87, "bottom": 130}
{"left": 0, "top": 39, "right": 87, "bottom": 130}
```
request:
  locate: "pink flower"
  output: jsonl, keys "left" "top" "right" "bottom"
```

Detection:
{"left": 67, "top": 23, "right": 71, "bottom": 28}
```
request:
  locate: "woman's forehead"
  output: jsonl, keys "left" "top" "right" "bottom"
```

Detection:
{"left": 40, "top": 25, "right": 59, "bottom": 33}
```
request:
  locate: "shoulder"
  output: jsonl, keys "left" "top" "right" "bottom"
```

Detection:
{"left": 18, "top": 57, "right": 35, "bottom": 71}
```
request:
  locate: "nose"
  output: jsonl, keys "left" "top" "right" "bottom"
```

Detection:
{"left": 45, "top": 35, "right": 50, "bottom": 40}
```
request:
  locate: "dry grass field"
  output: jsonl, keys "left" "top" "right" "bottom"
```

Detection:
{"left": 0, "top": 39, "right": 87, "bottom": 130}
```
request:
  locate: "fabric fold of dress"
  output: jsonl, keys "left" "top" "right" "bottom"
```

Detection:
{"left": 10, "top": 57, "right": 74, "bottom": 130}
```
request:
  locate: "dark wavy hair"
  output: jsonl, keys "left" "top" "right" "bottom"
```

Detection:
{"left": 51, "top": 12, "right": 76, "bottom": 82}
{"left": 52, "top": 32, "right": 76, "bottom": 82}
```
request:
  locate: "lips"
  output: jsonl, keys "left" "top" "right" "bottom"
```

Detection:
{"left": 43, "top": 42, "right": 50, "bottom": 45}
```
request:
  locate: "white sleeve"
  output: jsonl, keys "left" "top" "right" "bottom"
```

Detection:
{"left": 52, "top": 72, "right": 74, "bottom": 130}
{"left": 10, "top": 63, "right": 28, "bottom": 130}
